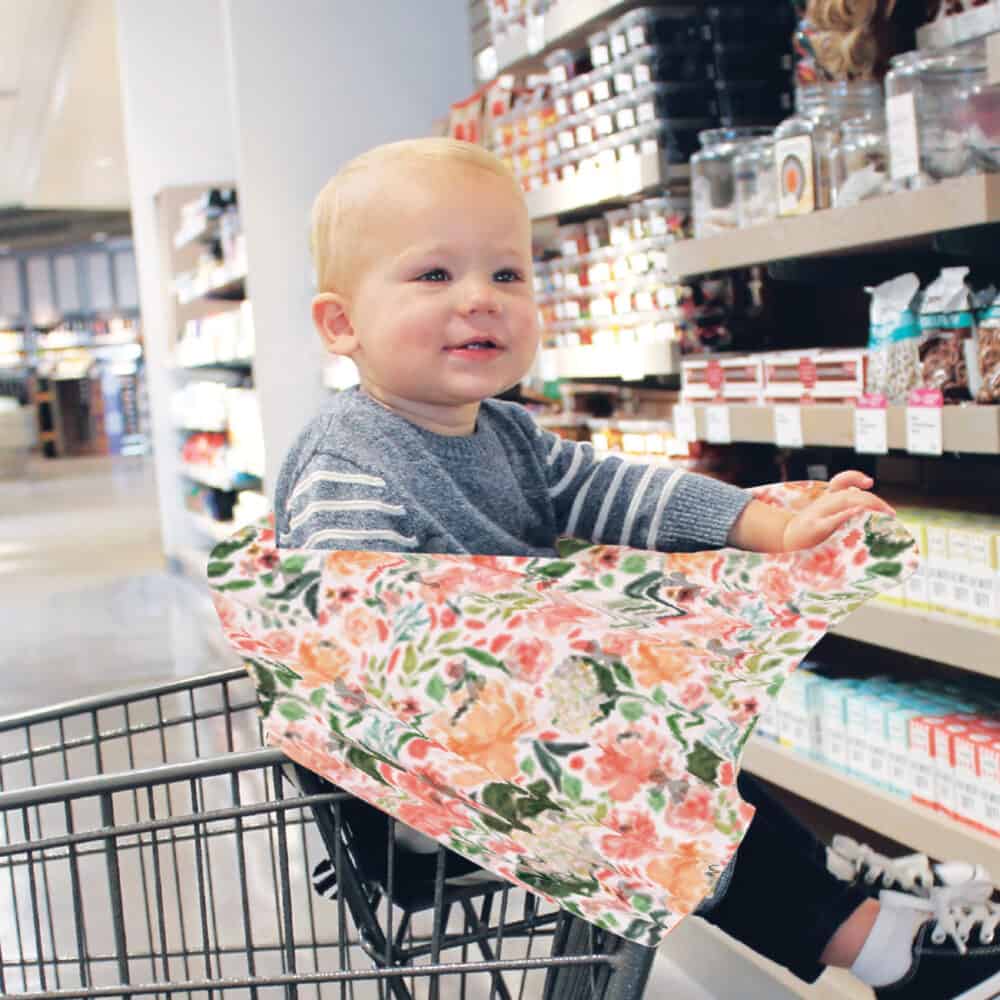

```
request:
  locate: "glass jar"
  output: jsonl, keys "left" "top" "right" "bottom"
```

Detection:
{"left": 957, "top": 81, "right": 1000, "bottom": 175}
{"left": 691, "top": 126, "right": 772, "bottom": 238}
{"left": 774, "top": 81, "right": 882, "bottom": 215}
{"left": 734, "top": 137, "right": 777, "bottom": 228}
{"left": 916, "top": 46, "right": 987, "bottom": 181}
{"left": 831, "top": 112, "right": 891, "bottom": 207}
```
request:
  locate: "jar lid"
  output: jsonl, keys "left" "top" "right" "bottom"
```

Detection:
{"left": 697, "top": 125, "right": 772, "bottom": 148}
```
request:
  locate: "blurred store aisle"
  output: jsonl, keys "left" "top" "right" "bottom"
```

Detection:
{"left": 0, "top": 455, "right": 236, "bottom": 713}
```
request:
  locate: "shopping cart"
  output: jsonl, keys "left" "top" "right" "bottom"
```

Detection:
{"left": 0, "top": 668, "right": 656, "bottom": 999}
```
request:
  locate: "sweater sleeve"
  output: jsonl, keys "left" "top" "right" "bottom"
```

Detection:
{"left": 278, "top": 452, "right": 423, "bottom": 551}
{"left": 537, "top": 425, "right": 751, "bottom": 552}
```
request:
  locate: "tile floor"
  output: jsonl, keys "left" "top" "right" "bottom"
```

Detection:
{"left": 0, "top": 455, "right": 866, "bottom": 999}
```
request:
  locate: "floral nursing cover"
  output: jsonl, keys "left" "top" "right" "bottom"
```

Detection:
{"left": 211, "top": 482, "right": 917, "bottom": 946}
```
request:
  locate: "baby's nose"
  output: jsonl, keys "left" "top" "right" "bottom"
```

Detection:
{"left": 459, "top": 278, "right": 500, "bottom": 315}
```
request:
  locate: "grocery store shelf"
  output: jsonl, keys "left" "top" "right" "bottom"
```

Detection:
{"left": 176, "top": 272, "right": 246, "bottom": 306}
{"left": 541, "top": 339, "right": 678, "bottom": 380}
{"left": 667, "top": 174, "right": 1000, "bottom": 278}
{"left": 833, "top": 603, "right": 1000, "bottom": 679}
{"left": 180, "top": 464, "right": 260, "bottom": 493}
{"left": 176, "top": 357, "right": 253, "bottom": 372}
{"left": 744, "top": 738, "right": 1000, "bottom": 878}
{"left": 525, "top": 152, "right": 688, "bottom": 220}
{"left": 495, "top": 0, "right": 634, "bottom": 74}
{"left": 684, "top": 403, "right": 1000, "bottom": 455}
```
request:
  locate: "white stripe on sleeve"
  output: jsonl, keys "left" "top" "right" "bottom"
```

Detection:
{"left": 592, "top": 460, "right": 630, "bottom": 542}
{"left": 548, "top": 444, "right": 587, "bottom": 499}
{"left": 645, "top": 470, "right": 686, "bottom": 549}
{"left": 290, "top": 469, "right": 385, "bottom": 507}
{"left": 619, "top": 464, "right": 657, "bottom": 546}
{"left": 289, "top": 499, "right": 406, "bottom": 532}
{"left": 546, "top": 437, "right": 563, "bottom": 465}
{"left": 302, "top": 527, "right": 419, "bottom": 549}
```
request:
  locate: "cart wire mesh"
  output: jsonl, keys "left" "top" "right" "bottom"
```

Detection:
{"left": 0, "top": 670, "right": 655, "bottom": 999}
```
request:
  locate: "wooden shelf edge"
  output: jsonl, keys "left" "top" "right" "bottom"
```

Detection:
{"left": 526, "top": 152, "right": 687, "bottom": 220}
{"left": 744, "top": 737, "right": 1000, "bottom": 877}
{"left": 686, "top": 403, "right": 1000, "bottom": 455}
{"left": 833, "top": 603, "right": 1000, "bottom": 678}
{"left": 667, "top": 174, "right": 1000, "bottom": 278}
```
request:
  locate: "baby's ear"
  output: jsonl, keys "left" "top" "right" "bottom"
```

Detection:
{"left": 312, "top": 293, "right": 357, "bottom": 356}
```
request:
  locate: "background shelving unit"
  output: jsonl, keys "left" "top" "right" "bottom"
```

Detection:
{"left": 154, "top": 183, "right": 265, "bottom": 582}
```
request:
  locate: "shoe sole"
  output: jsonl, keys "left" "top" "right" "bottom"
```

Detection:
{"left": 953, "top": 968, "right": 1000, "bottom": 1000}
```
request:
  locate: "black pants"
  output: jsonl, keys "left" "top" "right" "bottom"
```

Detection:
{"left": 696, "top": 772, "right": 871, "bottom": 983}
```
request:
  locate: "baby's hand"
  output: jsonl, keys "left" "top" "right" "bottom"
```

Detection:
{"left": 782, "top": 471, "right": 896, "bottom": 552}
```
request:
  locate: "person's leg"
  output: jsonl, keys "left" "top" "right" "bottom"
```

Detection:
{"left": 697, "top": 771, "right": 874, "bottom": 983}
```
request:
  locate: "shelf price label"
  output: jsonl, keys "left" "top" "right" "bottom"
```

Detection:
{"left": 705, "top": 405, "right": 731, "bottom": 444}
{"left": 526, "top": 13, "right": 545, "bottom": 54}
{"left": 774, "top": 405, "right": 804, "bottom": 448}
{"left": 906, "top": 388, "right": 944, "bottom": 456}
{"left": 854, "top": 394, "right": 889, "bottom": 455}
{"left": 673, "top": 403, "right": 697, "bottom": 443}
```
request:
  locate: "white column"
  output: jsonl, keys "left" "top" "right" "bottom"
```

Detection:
{"left": 115, "top": 0, "right": 237, "bottom": 558}
{"left": 220, "top": 0, "right": 474, "bottom": 487}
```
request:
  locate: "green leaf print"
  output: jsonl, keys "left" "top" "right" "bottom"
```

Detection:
{"left": 555, "top": 537, "right": 594, "bottom": 558}
{"left": 426, "top": 675, "right": 446, "bottom": 703}
{"left": 517, "top": 870, "right": 599, "bottom": 899}
{"left": 462, "top": 647, "right": 507, "bottom": 672}
{"left": 280, "top": 555, "right": 308, "bottom": 575}
{"left": 536, "top": 561, "right": 576, "bottom": 578}
{"left": 266, "top": 571, "right": 322, "bottom": 601}
{"left": 612, "top": 662, "right": 634, "bottom": 687}
{"left": 436, "top": 630, "right": 461, "bottom": 645}
{"left": 214, "top": 579, "right": 255, "bottom": 592}
{"left": 533, "top": 741, "right": 564, "bottom": 792}
{"left": 260, "top": 572, "right": 275, "bottom": 588}
{"left": 402, "top": 645, "right": 418, "bottom": 675}
{"left": 647, "top": 787, "right": 666, "bottom": 812}
{"left": 621, "top": 555, "right": 647, "bottom": 575}
{"left": 865, "top": 526, "right": 913, "bottom": 559}
{"left": 563, "top": 775, "right": 583, "bottom": 802}
{"left": 866, "top": 561, "right": 902, "bottom": 578}
{"left": 278, "top": 701, "right": 307, "bottom": 721}
{"left": 209, "top": 534, "right": 254, "bottom": 560}
{"left": 686, "top": 742, "right": 723, "bottom": 787}
{"left": 309, "top": 688, "right": 326, "bottom": 709}
{"left": 207, "top": 561, "right": 233, "bottom": 578}
{"left": 304, "top": 582, "right": 320, "bottom": 620}
{"left": 345, "top": 745, "right": 390, "bottom": 786}
{"left": 620, "top": 701, "right": 644, "bottom": 722}
{"left": 250, "top": 661, "right": 276, "bottom": 717}
{"left": 274, "top": 665, "right": 300, "bottom": 688}
{"left": 542, "top": 741, "right": 590, "bottom": 757}
{"left": 776, "top": 631, "right": 802, "bottom": 646}
{"left": 600, "top": 573, "right": 615, "bottom": 588}
{"left": 591, "top": 662, "right": 619, "bottom": 699}
{"left": 482, "top": 783, "right": 519, "bottom": 824}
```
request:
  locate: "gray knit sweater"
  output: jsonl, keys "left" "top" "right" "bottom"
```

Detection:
{"left": 274, "top": 387, "right": 751, "bottom": 556}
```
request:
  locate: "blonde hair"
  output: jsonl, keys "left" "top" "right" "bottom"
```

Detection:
{"left": 310, "top": 138, "right": 523, "bottom": 296}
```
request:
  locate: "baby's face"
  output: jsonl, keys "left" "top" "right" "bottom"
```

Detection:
{"left": 345, "top": 164, "right": 538, "bottom": 419}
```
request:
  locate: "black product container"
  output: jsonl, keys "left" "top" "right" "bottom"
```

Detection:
{"left": 713, "top": 78, "right": 792, "bottom": 124}
{"left": 707, "top": 42, "right": 793, "bottom": 82}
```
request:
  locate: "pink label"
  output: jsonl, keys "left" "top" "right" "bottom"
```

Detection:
{"left": 706, "top": 360, "right": 724, "bottom": 391}
{"left": 908, "top": 387, "right": 944, "bottom": 408}
{"left": 857, "top": 393, "right": 888, "bottom": 410}
{"left": 798, "top": 358, "right": 817, "bottom": 390}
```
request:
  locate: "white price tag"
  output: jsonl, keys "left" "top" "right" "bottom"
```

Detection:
{"left": 705, "top": 405, "right": 732, "bottom": 444}
{"left": 526, "top": 14, "right": 545, "bottom": 54}
{"left": 619, "top": 156, "right": 643, "bottom": 195}
{"left": 906, "top": 405, "right": 943, "bottom": 455}
{"left": 773, "top": 405, "right": 804, "bottom": 448}
{"left": 854, "top": 407, "right": 888, "bottom": 455}
{"left": 673, "top": 404, "right": 697, "bottom": 443}
{"left": 620, "top": 348, "right": 645, "bottom": 382}
{"left": 887, "top": 92, "right": 919, "bottom": 182}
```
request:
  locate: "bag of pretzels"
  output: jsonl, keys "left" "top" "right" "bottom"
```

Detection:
{"left": 866, "top": 273, "right": 921, "bottom": 403}
{"left": 918, "top": 267, "right": 975, "bottom": 403}
{"left": 975, "top": 288, "right": 1000, "bottom": 404}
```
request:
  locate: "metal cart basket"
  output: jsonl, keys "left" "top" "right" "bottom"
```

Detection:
{"left": 0, "top": 669, "right": 655, "bottom": 999}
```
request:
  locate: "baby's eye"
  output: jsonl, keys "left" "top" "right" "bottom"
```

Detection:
{"left": 494, "top": 268, "right": 524, "bottom": 283}
{"left": 416, "top": 268, "right": 450, "bottom": 282}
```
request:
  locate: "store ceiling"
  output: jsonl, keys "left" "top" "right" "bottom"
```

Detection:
{"left": 0, "top": 0, "right": 130, "bottom": 213}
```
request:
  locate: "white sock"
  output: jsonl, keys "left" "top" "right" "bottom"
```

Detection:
{"left": 849, "top": 892, "right": 929, "bottom": 988}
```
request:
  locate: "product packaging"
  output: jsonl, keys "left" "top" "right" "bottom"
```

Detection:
{"left": 918, "top": 266, "right": 975, "bottom": 402}
{"left": 975, "top": 288, "right": 1000, "bottom": 403}
{"left": 865, "top": 273, "right": 922, "bottom": 403}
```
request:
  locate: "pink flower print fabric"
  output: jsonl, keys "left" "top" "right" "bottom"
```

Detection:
{"left": 211, "top": 481, "right": 917, "bottom": 946}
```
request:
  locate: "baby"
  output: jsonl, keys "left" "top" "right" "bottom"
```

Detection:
{"left": 275, "top": 138, "right": 993, "bottom": 999}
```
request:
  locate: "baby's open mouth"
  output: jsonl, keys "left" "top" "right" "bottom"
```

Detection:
{"left": 447, "top": 339, "right": 500, "bottom": 351}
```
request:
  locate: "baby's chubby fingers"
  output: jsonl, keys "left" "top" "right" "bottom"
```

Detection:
{"left": 810, "top": 487, "right": 895, "bottom": 518}
{"left": 827, "top": 470, "right": 874, "bottom": 492}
